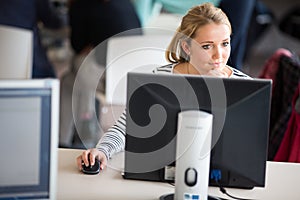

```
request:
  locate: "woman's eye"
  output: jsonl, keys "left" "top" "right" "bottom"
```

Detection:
{"left": 223, "top": 42, "right": 230, "bottom": 47}
{"left": 202, "top": 44, "right": 211, "bottom": 50}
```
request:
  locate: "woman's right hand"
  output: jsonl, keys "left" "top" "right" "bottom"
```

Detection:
{"left": 76, "top": 148, "right": 108, "bottom": 171}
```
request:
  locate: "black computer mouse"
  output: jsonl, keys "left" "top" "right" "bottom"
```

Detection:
{"left": 81, "top": 154, "right": 101, "bottom": 175}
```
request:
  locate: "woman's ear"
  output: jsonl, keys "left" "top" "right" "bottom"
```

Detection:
{"left": 181, "top": 40, "right": 191, "bottom": 55}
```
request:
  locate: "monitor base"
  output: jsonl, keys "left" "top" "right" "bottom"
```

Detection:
{"left": 159, "top": 193, "right": 225, "bottom": 200}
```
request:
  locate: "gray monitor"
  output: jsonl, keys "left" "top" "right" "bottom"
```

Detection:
{"left": 0, "top": 79, "right": 59, "bottom": 199}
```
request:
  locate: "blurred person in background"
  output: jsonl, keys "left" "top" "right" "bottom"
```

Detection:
{"left": 0, "top": 0, "right": 66, "bottom": 78}
{"left": 68, "top": 0, "right": 141, "bottom": 67}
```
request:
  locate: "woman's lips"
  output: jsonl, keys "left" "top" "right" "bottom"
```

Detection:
{"left": 211, "top": 62, "right": 223, "bottom": 68}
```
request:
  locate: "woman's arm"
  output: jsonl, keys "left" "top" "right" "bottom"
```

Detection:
{"left": 96, "top": 110, "right": 127, "bottom": 159}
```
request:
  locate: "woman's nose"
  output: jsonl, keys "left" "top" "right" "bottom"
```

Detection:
{"left": 213, "top": 47, "right": 222, "bottom": 59}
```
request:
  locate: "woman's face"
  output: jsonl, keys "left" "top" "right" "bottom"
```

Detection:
{"left": 182, "top": 23, "right": 231, "bottom": 74}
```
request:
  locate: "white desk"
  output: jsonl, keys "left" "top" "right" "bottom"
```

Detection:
{"left": 57, "top": 148, "right": 300, "bottom": 200}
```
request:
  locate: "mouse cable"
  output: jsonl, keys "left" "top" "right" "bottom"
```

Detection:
{"left": 214, "top": 179, "right": 258, "bottom": 200}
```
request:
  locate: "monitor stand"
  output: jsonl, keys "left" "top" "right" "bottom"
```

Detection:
{"left": 159, "top": 193, "right": 225, "bottom": 200}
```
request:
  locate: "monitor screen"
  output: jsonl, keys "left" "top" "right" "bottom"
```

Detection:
{"left": 124, "top": 72, "right": 272, "bottom": 189}
{"left": 0, "top": 79, "right": 59, "bottom": 199}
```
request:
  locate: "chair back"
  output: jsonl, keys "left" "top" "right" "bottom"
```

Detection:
{"left": 0, "top": 25, "right": 33, "bottom": 79}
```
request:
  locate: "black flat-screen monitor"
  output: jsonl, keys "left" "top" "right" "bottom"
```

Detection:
{"left": 124, "top": 72, "right": 272, "bottom": 189}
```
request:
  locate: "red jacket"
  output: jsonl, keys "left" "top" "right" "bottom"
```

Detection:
{"left": 274, "top": 84, "right": 300, "bottom": 162}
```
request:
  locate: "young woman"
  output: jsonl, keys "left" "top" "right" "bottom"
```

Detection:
{"left": 77, "top": 2, "right": 250, "bottom": 171}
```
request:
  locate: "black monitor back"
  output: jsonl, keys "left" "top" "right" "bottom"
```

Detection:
{"left": 124, "top": 72, "right": 272, "bottom": 189}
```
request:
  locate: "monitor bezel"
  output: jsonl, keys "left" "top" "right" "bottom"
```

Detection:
{"left": 0, "top": 79, "right": 59, "bottom": 200}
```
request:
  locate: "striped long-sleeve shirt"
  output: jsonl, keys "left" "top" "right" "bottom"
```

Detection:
{"left": 96, "top": 64, "right": 250, "bottom": 159}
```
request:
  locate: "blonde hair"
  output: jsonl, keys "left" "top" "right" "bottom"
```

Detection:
{"left": 166, "top": 3, "right": 232, "bottom": 63}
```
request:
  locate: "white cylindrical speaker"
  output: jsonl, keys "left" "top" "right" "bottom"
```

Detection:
{"left": 174, "top": 110, "right": 213, "bottom": 200}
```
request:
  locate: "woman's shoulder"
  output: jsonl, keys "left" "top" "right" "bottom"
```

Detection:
{"left": 152, "top": 64, "right": 251, "bottom": 78}
{"left": 152, "top": 63, "right": 175, "bottom": 74}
